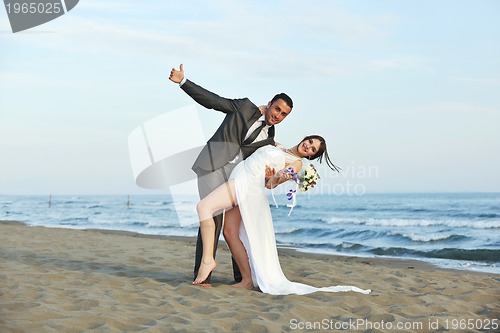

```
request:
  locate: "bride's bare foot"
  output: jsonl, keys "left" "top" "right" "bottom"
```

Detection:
{"left": 231, "top": 280, "right": 254, "bottom": 290}
{"left": 193, "top": 260, "right": 216, "bottom": 285}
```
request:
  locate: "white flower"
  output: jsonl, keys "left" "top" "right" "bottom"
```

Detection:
{"left": 298, "top": 164, "right": 320, "bottom": 192}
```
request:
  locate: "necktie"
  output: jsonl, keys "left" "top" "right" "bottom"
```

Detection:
{"left": 244, "top": 121, "right": 266, "bottom": 145}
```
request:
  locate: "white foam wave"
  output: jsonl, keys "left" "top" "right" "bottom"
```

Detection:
{"left": 390, "top": 231, "right": 457, "bottom": 242}
{"left": 324, "top": 217, "right": 500, "bottom": 229}
{"left": 275, "top": 226, "right": 301, "bottom": 234}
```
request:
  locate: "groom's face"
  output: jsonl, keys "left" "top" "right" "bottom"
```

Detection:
{"left": 264, "top": 99, "right": 292, "bottom": 126}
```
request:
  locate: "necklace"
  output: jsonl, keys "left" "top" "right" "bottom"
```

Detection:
{"left": 285, "top": 148, "right": 300, "bottom": 158}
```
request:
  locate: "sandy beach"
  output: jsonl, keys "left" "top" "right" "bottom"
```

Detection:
{"left": 0, "top": 221, "right": 498, "bottom": 332}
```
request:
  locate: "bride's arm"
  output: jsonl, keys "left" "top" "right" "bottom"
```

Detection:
{"left": 265, "top": 160, "right": 303, "bottom": 189}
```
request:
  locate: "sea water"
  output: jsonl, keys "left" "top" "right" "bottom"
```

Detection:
{"left": 1, "top": 193, "right": 498, "bottom": 274}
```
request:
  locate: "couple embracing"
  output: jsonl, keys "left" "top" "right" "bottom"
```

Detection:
{"left": 169, "top": 64, "right": 370, "bottom": 296}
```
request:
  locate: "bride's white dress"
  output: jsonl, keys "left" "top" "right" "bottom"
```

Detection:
{"left": 229, "top": 145, "right": 371, "bottom": 295}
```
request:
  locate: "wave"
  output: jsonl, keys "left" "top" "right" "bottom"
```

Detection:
{"left": 388, "top": 232, "right": 468, "bottom": 243}
{"left": 478, "top": 213, "right": 500, "bottom": 218}
{"left": 324, "top": 217, "right": 500, "bottom": 229}
{"left": 275, "top": 227, "right": 386, "bottom": 241}
{"left": 370, "top": 247, "right": 500, "bottom": 263}
{"left": 143, "top": 200, "right": 173, "bottom": 206}
{"left": 59, "top": 217, "right": 89, "bottom": 226}
{"left": 276, "top": 226, "right": 470, "bottom": 246}
{"left": 426, "top": 248, "right": 500, "bottom": 262}
{"left": 284, "top": 239, "right": 499, "bottom": 263}
{"left": 278, "top": 241, "right": 368, "bottom": 252}
{"left": 275, "top": 227, "right": 337, "bottom": 238}
{"left": 274, "top": 226, "right": 302, "bottom": 234}
{"left": 448, "top": 212, "right": 500, "bottom": 219}
{"left": 87, "top": 205, "right": 105, "bottom": 209}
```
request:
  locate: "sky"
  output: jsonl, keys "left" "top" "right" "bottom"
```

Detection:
{"left": 1, "top": 0, "right": 499, "bottom": 195}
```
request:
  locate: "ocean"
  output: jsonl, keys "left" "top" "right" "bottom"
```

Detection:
{"left": 1, "top": 193, "right": 499, "bottom": 274}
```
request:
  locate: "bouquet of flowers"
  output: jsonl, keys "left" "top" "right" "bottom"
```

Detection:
{"left": 297, "top": 164, "right": 320, "bottom": 192}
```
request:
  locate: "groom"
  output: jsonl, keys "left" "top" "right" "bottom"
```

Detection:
{"left": 169, "top": 64, "right": 293, "bottom": 284}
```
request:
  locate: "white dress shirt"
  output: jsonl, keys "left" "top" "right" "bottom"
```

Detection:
{"left": 244, "top": 115, "right": 269, "bottom": 143}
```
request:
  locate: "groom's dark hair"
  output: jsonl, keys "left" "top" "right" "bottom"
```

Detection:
{"left": 270, "top": 93, "right": 293, "bottom": 109}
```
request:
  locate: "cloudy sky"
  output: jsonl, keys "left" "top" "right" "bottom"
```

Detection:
{"left": 1, "top": 0, "right": 499, "bottom": 195}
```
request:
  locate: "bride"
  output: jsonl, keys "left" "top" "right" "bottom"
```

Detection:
{"left": 194, "top": 135, "right": 370, "bottom": 295}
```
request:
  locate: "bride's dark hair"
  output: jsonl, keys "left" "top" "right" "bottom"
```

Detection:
{"left": 300, "top": 135, "right": 341, "bottom": 172}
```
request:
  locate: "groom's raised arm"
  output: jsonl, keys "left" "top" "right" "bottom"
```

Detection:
{"left": 169, "top": 64, "right": 244, "bottom": 114}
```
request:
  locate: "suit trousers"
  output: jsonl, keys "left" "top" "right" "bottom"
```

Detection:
{"left": 194, "top": 162, "right": 242, "bottom": 283}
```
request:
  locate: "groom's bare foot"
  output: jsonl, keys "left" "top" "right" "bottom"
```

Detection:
{"left": 193, "top": 260, "right": 216, "bottom": 285}
{"left": 231, "top": 280, "right": 254, "bottom": 290}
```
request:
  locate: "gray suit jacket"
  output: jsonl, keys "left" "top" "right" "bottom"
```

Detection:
{"left": 181, "top": 79, "right": 275, "bottom": 175}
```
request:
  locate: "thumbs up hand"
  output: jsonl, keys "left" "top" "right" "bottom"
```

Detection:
{"left": 169, "top": 64, "right": 185, "bottom": 83}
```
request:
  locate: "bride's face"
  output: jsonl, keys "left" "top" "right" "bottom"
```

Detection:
{"left": 298, "top": 138, "right": 321, "bottom": 157}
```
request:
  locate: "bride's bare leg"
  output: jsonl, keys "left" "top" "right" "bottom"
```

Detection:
{"left": 193, "top": 217, "right": 217, "bottom": 285}
{"left": 223, "top": 207, "right": 253, "bottom": 289}
{"left": 194, "top": 179, "right": 237, "bottom": 285}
